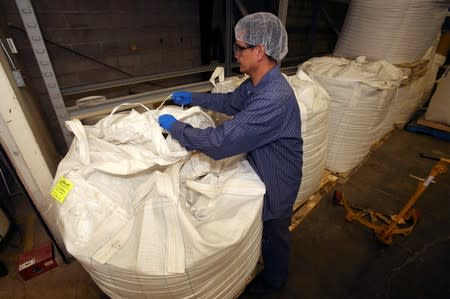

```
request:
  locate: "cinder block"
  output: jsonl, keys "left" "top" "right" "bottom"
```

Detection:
{"left": 64, "top": 13, "right": 113, "bottom": 29}
{"left": 102, "top": 41, "right": 135, "bottom": 56}
{"left": 36, "top": 13, "right": 67, "bottom": 28}
{"left": 56, "top": 73, "right": 79, "bottom": 88}
{"left": 109, "top": 0, "right": 138, "bottom": 12}
{"left": 117, "top": 55, "right": 139, "bottom": 68}
{"left": 71, "top": 42, "right": 103, "bottom": 58}
{"left": 6, "top": 13, "right": 23, "bottom": 29}
{"left": 42, "top": 29, "right": 71, "bottom": 44}
{"left": 75, "top": 68, "right": 124, "bottom": 85}
{"left": 56, "top": 58, "right": 91, "bottom": 76}
{"left": 70, "top": 0, "right": 110, "bottom": 12}
{"left": 2, "top": 0, "right": 20, "bottom": 12}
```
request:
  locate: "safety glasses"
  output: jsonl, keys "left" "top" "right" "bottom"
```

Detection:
{"left": 233, "top": 43, "right": 256, "bottom": 53}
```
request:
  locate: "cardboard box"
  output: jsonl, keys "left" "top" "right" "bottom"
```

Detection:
{"left": 17, "top": 242, "right": 58, "bottom": 280}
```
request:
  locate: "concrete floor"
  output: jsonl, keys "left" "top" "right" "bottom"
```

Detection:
{"left": 0, "top": 128, "right": 449, "bottom": 299}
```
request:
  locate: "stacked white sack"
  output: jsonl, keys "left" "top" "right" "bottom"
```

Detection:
{"left": 209, "top": 67, "right": 330, "bottom": 206}
{"left": 46, "top": 105, "right": 265, "bottom": 299}
{"left": 286, "top": 71, "right": 329, "bottom": 205}
{"left": 301, "top": 56, "right": 404, "bottom": 173}
{"left": 376, "top": 44, "right": 441, "bottom": 140}
{"left": 334, "top": 0, "right": 448, "bottom": 64}
{"left": 376, "top": 76, "right": 426, "bottom": 140}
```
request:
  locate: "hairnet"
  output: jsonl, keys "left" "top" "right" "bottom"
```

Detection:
{"left": 235, "top": 12, "right": 288, "bottom": 62}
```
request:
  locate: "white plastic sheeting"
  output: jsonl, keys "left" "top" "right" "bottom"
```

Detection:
{"left": 301, "top": 56, "right": 405, "bottom": 173}
{"left": 423, "top": 53, "right": 447, "bottom": 103}
{"left": 46, "top": 104, "right": 265, "bottom": 298}
{"left": 209, "top": 67, "right": 329, "bottom": 205}
{"left": 334, "top": 0, "right": 448, "bottom": 64}
{"left": 425, "top": 66, "right": 450, "bottom": 125}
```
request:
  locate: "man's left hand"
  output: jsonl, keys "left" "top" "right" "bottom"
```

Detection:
{"left": 158, "top": 114, "right": 177, "bottom": 131}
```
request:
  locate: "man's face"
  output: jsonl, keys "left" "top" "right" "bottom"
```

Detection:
{"left": 234, "top": 40, "right": 257, "bottom": 74}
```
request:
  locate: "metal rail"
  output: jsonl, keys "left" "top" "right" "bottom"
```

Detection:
{"left": 67, "top": 80, "right": 213, "bottom": 121}
{"left": 61, "top": 65, "right": 220, "bottom": 96}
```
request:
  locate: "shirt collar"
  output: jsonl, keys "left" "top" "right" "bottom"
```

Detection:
{"left": 249, "top": 65, "right": 280, "bottom": 91}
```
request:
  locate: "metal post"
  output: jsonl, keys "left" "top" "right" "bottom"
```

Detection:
{"left": 278, "top": 0, "right": 289, "bottom": 26}
{"left": 225, "top": 0, "right": 233, "bottom": 76}
{"left": 15, "top": 0, "right": 72, "bottom": 149}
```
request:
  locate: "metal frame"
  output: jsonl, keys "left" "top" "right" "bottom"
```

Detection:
{"left": 61, "top": 65, "right": 219, "bottom": 96}
{"left": 225, "top": 0, "right": 233, "bottom": 76}
{"left": 278, "top": 0, "right": 289, "bottom": 26}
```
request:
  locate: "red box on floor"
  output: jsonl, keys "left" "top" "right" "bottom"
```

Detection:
{"left": 17, "top": 242, "right": 58, "bottom": 281}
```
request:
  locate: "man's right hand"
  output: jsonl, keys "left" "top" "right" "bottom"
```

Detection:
{"left": 171, "top": 91, "right": 192, "bottom": 105}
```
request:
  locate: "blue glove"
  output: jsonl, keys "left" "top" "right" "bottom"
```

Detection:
{"left": 158, "top": 114, "right": 177, "bottom": 131}
{"left": 172, "top": 91, "right": 192, "bottom": 105}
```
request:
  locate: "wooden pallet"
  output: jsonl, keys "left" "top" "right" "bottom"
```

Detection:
{"left": 416, "top": 117, "right": 450, "bottom": 133}
{"left": 406, "top": 117, "right": 450, "bottom": 142}
{"left": 290, "top": 170, "right": 338, "bottom": 231}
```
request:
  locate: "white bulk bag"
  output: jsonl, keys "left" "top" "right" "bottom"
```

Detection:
{"left": 208, "top": 67, "right": 330, "bottom": 206}
{"left": 210, "top": 66, "right": 248, "bottom": 93}
{"left": 377, "top": 44, "right": 439, "bottom": 140}
{"left": 334, "top": 0, "right": 448, "bottom": 64}
{"left": 209, "top": 67, "right": 248, "bottom": 125}
{"left": 301, "top": 56, "right": 404, "bottom": 173}
{"left": 376, "top": 76, "right": 426, "bottom": 140}
{"left": 286, "top": 70, "right": 330, "bottom": 205}
{"left": 45, "top": 104, "right": 265, "bottom": 298}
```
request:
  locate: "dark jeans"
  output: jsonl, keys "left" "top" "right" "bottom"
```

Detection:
{"left": 261, "top": 217, "right": 292, "bottom": 288}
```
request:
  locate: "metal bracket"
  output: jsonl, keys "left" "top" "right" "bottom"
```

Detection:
{"left": 0, "top": 39, "right": 25, "bottom": 87}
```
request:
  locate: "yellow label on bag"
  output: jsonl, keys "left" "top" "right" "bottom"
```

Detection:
{"left": 50, "top": 176, "right": 74, "bottom": 203}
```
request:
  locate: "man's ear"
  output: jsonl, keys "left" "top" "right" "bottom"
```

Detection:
{"left": 256, "top": 45, "right": 266, "bottom": 61}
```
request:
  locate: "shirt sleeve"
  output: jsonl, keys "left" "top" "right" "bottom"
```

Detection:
{"left": 191, "top": 84, "right": 247, "bottom": 116}
{"left": 169, "top": 96, "right": 284, "bottom": 160}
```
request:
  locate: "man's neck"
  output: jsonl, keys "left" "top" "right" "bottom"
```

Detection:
{"left": 250, "top": 61, "right": 278, "bottom": 86}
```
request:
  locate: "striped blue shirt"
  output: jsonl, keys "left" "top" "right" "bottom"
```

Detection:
{"left": 170, "top": 66, "right": 303, "bottom": 221}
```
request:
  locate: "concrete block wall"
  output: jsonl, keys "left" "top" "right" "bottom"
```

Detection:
{"left": 6, "top": 0, "right": 202, "bottom": 89}
{"left": 4, "top": 0, "right": 347, "bottom": 91}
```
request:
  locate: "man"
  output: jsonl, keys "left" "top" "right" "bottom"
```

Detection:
{"left": 158, "top": 12, "right": 302, "bottom": 294}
